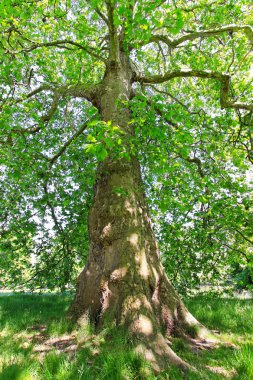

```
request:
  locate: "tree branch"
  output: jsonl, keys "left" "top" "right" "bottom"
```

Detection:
{"left": 49, "top": 114, "right": 98, "bottom": 165}
{"left": 86, "top": 0, "right": 108, "bottom": 25}
{"left": 5, "top": 39, "right": 106, "bottom": 62}
{"left": 105, "top": 0, "right": 120, "bottom": 63}
{"left": 184, "top": 157, "right": 205, "bottom": 178}
{"left": 234, "top": 228, "right": 253, "bottom": 245}
{"left": 147, "top": 84, "right": 200, "bottom": 114}
{"left": 144, "top": 96, "right": 178, "bottom": 129}
{"left": 11, "top": 83, "right": 100, "bottom": 135}
{"left": 142, "top": 24, "right": 253, "bottom": 49}
{"left": 40, "top": 83, "right": 100, "bottom": 124}
{"left": 144, "top": 94, "right": 210, "bottom": 179}
{"left": 41, "top": 92, "right": 61, "bottom": 123}
{"left": 136, "top": 69, "right": 253, "bottom": 112}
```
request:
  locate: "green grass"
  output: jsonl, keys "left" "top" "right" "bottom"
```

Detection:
{"left": 0, "top": 293, "right": 252, "bottom": 379}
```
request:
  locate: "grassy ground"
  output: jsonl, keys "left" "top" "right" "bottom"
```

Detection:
{"left": 0, "top": 293, "right": 252, "bottom": 379}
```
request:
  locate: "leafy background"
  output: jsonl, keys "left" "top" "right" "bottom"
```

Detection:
{"left": 0, "top": 0, "right": 253, "bottom": 293}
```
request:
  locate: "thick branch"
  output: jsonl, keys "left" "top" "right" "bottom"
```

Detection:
{"left": 143, "top": 25, "right": 253, "bottom": 49}
{"left": 185, "top": 157, "right": 205, "bottom": 178}
{"left": 29, "top": 83, "right": 100, "bottom": 103}
{"left": 137, "top": 70, "right": 253, "bottom": 112}
{"left": 11, "top": 83, "right": 100, "bottom": 135}
{"left": 173, "top": 25, "right": 253, "bottom": 47}
{"left": 105, "top": 0, "right": 120, "bottom": 63}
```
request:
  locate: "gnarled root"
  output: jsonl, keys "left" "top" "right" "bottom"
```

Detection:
{"left": 69, "top": 264, "right": 219, "bottom": 374}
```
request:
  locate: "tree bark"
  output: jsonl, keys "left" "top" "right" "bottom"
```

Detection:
{"left": 69, "top": 53, "right": 213, "bottom": 372}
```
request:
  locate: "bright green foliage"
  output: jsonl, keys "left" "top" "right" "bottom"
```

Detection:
{"left": 0, "top": 0, "right": 253, "bottom": 291}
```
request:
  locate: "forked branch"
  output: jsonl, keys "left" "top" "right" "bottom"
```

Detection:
{"left": 10, "top": 83, "right": 100, "bottom": 135}
{"left": 137, "top": 69, "right": 253, "bottom": 112}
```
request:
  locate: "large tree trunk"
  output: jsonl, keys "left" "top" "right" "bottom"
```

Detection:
{"left": 69, "top": 54, "right": 212, "bottom": 372}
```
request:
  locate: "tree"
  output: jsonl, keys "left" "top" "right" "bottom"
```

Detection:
{"left": 1, "top": 0, "right": 252, "bottom": 373}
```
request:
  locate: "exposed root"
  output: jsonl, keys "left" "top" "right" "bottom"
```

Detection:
{"left": 134, "top": 332, "right": 196, "bottom": 374}
{"left": 69, "top": 267, "right": 221, "bottom": 375}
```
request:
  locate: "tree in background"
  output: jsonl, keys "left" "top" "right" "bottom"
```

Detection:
{"left": 1, "top": 0, "right": 253, "bottom": 372}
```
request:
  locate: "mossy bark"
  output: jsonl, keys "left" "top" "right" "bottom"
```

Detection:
{"left": 69, "top": 53, "right": 213, "bottom": 372}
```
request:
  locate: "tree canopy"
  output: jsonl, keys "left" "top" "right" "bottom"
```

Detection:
{"left": 0, "top": 0, "right": 253, "bottom": 292}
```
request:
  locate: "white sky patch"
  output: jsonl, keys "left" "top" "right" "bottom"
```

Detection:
{"left": 246, "top": 168, "right": 253, "bottom": 185}
{"left": 250, "top": 63, "right": 253, "bottom": 79}
{"left": 31, "top": 253, "right": 37, "bottom": 265}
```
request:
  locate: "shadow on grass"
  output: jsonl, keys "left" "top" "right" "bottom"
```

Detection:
{"left": 0, "top": 294, "right": 253, "bottom": 379}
